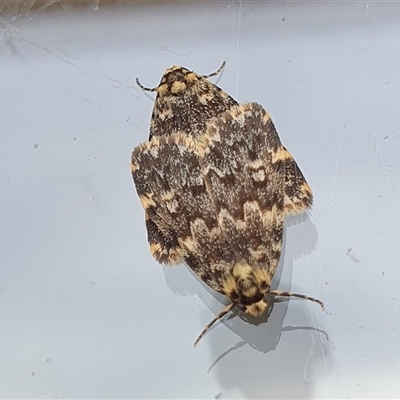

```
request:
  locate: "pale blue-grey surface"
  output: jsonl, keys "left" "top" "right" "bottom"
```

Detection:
{"left": 1, "top": 1, "right": 400, "bottom": 398}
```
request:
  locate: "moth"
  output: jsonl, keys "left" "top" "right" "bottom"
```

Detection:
{"left": 133, "top": 65, "right": 324, "bottom": 346}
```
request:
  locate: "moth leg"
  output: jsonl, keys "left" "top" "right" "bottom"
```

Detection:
{"left": 193, "top": 303, "right": 235, "bottom": 347}
{"left": 202, "top": 61, "right": 226, "bottom": 79}
{"left": 270, "top": 290, "right": 325, "bottom": 311}
{"left": 282, "top": 146, "right": 314, "bottom": 216}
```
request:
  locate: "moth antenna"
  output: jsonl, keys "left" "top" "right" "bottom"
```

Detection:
{"left": 270, "top": 290, "right": 325, "bottom": 311}
{"left": 193, "top": 303, "right": 235, "bottom": 347}
{"left": 202, "top": 61, "right": 226, "bottom": 79}
{"left": 136, "top": 77, "right": 157, "bottom": 92}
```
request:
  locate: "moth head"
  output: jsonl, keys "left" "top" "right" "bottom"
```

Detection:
{"left": 240, "top": 286, "right": 273, "bottom": 316}
{"left": 242, "top": 299, "right": 268, "bottom": 316}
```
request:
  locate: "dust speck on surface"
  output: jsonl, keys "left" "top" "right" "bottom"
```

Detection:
{"left": 31, "top": 371, "right": 35, "bottom": 376}
{"left": 46, "top": 357, "right": 53, "bottom": 364}
{"left": 33, "top": 143, "right": 38, "bottom": 149}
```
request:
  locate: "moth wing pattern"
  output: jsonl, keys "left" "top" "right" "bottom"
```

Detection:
{"left": 131, "top": 135, "right": 221, "bottom": 266}
{"left": 195, "top": 102, "right": 286, "bottom": 300}
{"left": 143, "top": 215, "right": 181, "bottom": 265}
{"left": 139, "top": 136, "right": 313, "bottom": 266}
{"left": 282, "top": 146, "right": 313, "bottom": 216}
{"left": 148, "top": 65, "right": 237, "bottom": 140}
{"left": 138, "top": 64, "right": 237, "bottom": 264}
{"left": 133, "top": 102, "right": 289, "bottom": 309}
{"left": 137, "top": 64, "right": 312, "bottom": 267}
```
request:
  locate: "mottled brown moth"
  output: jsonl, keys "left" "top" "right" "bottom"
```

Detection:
{"left": 132, "top": 64, "right": 324, "bottom": 346}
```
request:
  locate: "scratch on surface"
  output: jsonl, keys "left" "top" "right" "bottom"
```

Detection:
{"left": 389, "top": 348, "right": 400, "bottom": 370}
{"left": 234, "top": 0, "right": 243, "bottom": 100}
{"left": 372, "top": 133, "right": 380, "bottom": 172}
{"left": 386, "top": 281, "right": 400, "bottom": 321}
{"left": 346, "top": 247, "right": 361, "bottom": 263}
{"left": 302, "top": 241, "right": 329, "bottom": 370}
{"left": 366, "top": 91, "right": 399, "bottom": 216}
{"left": 372, "top": 94, "right": 390, "bottom": 171}
{"left": 13, "top": 31, "right": 77, "bottom": 67}
{"left": 379, "top": 152, "right": 399, "bottom": 215}
{"left": 331, "top": 132, "right": 342, "bottom": 202}
{"left": 3, "top": 22, "right": 131, "bottom": 93}
{"left": 101, "top": 74, "right": 131, "bottom": 90}
{"left": 356, "top": 201, "right": 367, "bottom": 222}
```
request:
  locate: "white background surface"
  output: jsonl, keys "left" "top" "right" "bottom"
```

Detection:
{"left": 1, "top": 1, "right": 400, "bottom": 398}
